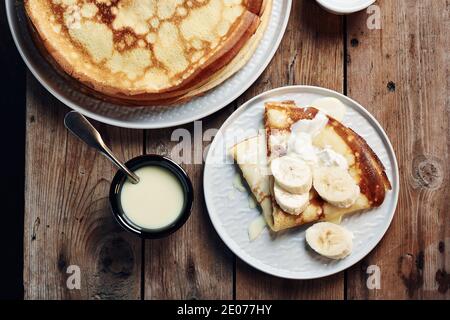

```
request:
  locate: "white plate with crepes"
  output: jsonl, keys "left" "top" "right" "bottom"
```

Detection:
{"left": 204, "top": 86, "right": 399, "bottom": 279}
{"left": 6, "top": 0, "right": 291, "bottom": 129}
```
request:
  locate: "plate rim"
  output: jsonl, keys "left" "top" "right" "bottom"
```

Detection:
{"left": 6, "top": 0, "right": 292, "bottom": 129}
{"left": 203, "top": 85, "right": 400, "bottom": 280}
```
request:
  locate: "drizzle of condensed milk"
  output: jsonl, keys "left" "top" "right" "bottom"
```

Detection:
{"left": 120, "top": 166, "right": 184, "bottom": 230}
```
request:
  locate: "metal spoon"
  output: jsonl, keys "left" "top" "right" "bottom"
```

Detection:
{"left": 64, "top": 111, "right": 140, "bottom": 184}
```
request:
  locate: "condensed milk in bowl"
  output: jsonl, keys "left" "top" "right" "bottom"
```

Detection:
{"left": 109, "top": 155, "right": 194, "bottom": 239}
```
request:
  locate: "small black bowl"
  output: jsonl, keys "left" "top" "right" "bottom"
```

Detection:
{"left": 109, "top": 154, "right": 194, "bottom": 239}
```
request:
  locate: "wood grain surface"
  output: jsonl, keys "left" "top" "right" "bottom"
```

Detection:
{"left": 22, "top": 0, "right": 449, "bottom": 299}
{"left": 345, "top": 0, "right": 449, "bottom": 299}
{"left": 24, "top": 76, "right": 143, "bottom": 299}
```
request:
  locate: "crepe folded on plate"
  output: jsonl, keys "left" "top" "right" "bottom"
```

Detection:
{"left": 25, "top": 0, "right": 272, "bottom": 105}
{"left": 231, "top": 101, "right": 391, "bottom": 232}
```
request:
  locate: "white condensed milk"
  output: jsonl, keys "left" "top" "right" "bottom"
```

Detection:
{"left": 120, "top": 166, "right": 185, "bottom": 230}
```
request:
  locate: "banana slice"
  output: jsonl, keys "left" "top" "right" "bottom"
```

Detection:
{"left": 273, "top": 182, "right": 309, "bottom": 215}
{"left": 306, "top": 222, "right": 353, "bottom": 259}
{"left": 311, "top": 97, "right": 347, "bottom": 121}
{"left": 313, "top": 166, "right": 360, "bottom": 208}
{"left": 271, "top": 156, "right": 312, "bottom": 194}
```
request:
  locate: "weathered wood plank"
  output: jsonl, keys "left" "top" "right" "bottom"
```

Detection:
{"left": 144, "top": 107, "right": 235, "bottom": 299}
{"left": 24, "top": 75, "right": 143, "bottom": 299}
{"left": 235, "top": 0, "right": 345, "bottom": 299}
{"left": 346, "top": 0, "right": 449, "bottom": 299}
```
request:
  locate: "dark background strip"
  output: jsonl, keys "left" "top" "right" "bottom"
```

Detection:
{"left": 0, "top": 2, "right": 26, "bottom": 300}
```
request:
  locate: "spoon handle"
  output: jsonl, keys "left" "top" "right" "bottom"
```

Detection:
{"left": 64, "top": 111, "right": 140, "bottom": 184}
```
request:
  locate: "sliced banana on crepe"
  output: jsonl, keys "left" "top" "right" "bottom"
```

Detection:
{"left": 306, "top": 222, "right": 353, "bottom": 260}
{"left": 310, "top": 97, "right": 347, "bottom": 122}
{"left": 273, "top": 182, "right": 309, "bottom": 215}
{"left": 271, "top": 156, "right": 312, "bottom": 194}
{"left": 313, "top": 166, "right": 360, "bottom": 208}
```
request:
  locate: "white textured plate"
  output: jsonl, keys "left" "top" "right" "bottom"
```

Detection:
{"left": 6, "top": 0, "right": 291, "bottom": 129}
{"left": 204, "top": 86, "right": 399, "bottom": 279}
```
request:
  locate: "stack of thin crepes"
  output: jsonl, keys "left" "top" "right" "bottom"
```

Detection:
{"left": 25, "top": 0, "right": 272, "bottom": 106}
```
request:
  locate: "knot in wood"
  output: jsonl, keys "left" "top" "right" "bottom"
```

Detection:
{"left": 398, "top": 253, "right": 424, "bottom": 298}
{"left": 99, "top": 237, "right": 134, "bottom": 278}
{"left": 412, "top": 155, "right": 443, "bottom": 190}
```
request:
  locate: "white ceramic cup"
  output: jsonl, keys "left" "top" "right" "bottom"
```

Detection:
{"left": 316, "top": 0, "right": 376, "bottom": 15}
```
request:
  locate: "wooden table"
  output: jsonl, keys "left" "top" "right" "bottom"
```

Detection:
{"left": 21, "top": 0, "right": 449, "bottom": 299}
